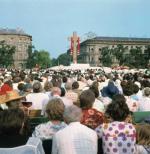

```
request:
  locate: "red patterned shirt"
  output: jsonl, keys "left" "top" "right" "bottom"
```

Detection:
{"left": 81, "top": 108, "right": 104, "bottom": 129}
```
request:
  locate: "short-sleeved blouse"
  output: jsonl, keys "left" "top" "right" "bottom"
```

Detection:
{"left": 32, "top": 121, "right": 67, "bottom": 140}
{"left": 81, "top": 108, "right": 104, "bottom": 129}
{"left": 95, "top": 121, "right": 136, "bottom": 154}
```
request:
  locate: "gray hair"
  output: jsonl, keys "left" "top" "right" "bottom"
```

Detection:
{"left": 63, "top": 105, "right": 82, "bottom": 123}
{"left": 33, "top": 81, "right": 42, "bottom": 93}
{"left": 144, "top": 87, "right": 150, "bottom": 96}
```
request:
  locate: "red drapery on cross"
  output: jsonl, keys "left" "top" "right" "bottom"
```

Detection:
{"left": 70, "top": 37, "right": 73, "bottom": 55}
{"left": 77, "top": 37, "right": 80, "bottom": 55}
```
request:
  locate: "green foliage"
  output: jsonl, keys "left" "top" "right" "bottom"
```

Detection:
{"left": 51, "top": 58, "right": 58, "bottom": 66}
{"left": 113, "top": 45, "right": 128, "bottom": 65}
{"left": 37, "top": 50, "right": 51, "bottom": 68}
{"left": 100, "top": 44, "right": 150, "bottom": 68}
{"left": 129, "top": 46, "right": 143, "bottom": 68}
{"left": 101, "top": 47, "right": 112, "bottom": 67}
{"left": 26, "top": 46, "right": 51, "bottom": 69}
{"left": 0, "top": 40, "right": 15, "bottom": 67}
{"left": 57, "top": 53, "right": 71, "bottom": 66}
{"left": 144, "top": 45, "right": 150, "bottom": 68}
{"left": 26, "top": 45, "right": 35, "bottom": 68}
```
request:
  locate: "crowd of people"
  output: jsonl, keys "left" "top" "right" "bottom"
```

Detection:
{"left": 0, "top": 67, "right": 150, "bottom": 154}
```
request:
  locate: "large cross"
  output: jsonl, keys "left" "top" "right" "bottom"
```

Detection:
{"left": 69, "top": 32, "right": 80, "bottom": 64}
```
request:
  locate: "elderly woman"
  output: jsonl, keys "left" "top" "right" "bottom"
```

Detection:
{"left": 32, "top": 98, "right": 67, "bottom": 140}
{"left": 95, "top": 94, "right": 136, "bottom": 154}
{"left": 80, "top": 89, "right": 104, "bottom": 129}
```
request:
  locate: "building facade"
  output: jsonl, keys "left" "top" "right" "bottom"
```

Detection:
{"left": 79, "top": 37, "right": 150, "bottom": 66}
{"left": 0, "top": 28, "right": 32, "bottom": 68}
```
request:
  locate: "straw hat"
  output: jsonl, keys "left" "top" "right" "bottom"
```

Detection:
{"left": 0, "top": 95, "right": 7, "bottom": 104}
{"left": 0, "top": 91, "right": 24, "bottom": 104}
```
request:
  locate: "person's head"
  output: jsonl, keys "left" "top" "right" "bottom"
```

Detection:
{"left": 44, "top": 81, "right": 53, "bottom": 92}
{"left": 62, "top": 76, "right": 68, "bottom": 83}
{"left": 24, "top": 83, "right": 32, "bottom": 93}
{"left": 72, "top": 81, "right": 79, "bottom": 90}
{"left": 143, "top": 87, "right": 150, "bottom": 97}
{"left": 89, "top": 86, "right": 99, "bottom": 98}
{"left": 1, "top": 90, "right": 25, "bottom": 109}
{"left": 105, "top": 94, "right": 130, "bottom": 121}
{"left": 91, "top": 81, "right": 99, "bottom": 89}
{"left": 51, "top": 87, "right": 61, "bottom": 96}
{"left": 79, "top": 89, "right": 95, "bottom": 109}
{"left": 132, "top": 83, "right": 139, "bottom": 94}
{"left": 136, "top": 124, "right": 150, "bottom": 145}
{"left": 17, "top": 83, "right": 25, "bottom": 91}
{"left": 65, "top": 82, "right": 72, "bottom": 90}
{"left": 0, "top": 109, "right": 25, "bottom": 135}
{"left": 122, "top": 82, "right": 133, "bottom": 96}
{"left": 63, "top": 105, "right": 82, "bottom": 124}
{"left": 89, "top": 74, "right": 94, "bottom": 80}
{"left": 33, "top": 81, "right": 42, "bottom": 93}
{"left": 141, "top": 80, "right": 150, "bottom": 89}
{"left": 46, "top": 98, "right": 65, "bottom": 121}
{"left": 24, "top": 77, "right": 31, "bottom": 84}
{"left": 13, "top": 76, "right": 21, "bottom": 83}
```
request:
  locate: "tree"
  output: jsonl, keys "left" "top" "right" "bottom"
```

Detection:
{"left": 113, "top": 45, "right": 128, "bottom": 65}
{"left": 26, "top": 46, "right": 51, "bottom": 69}
{"left": 51, "top": 58, "right": 58, "bottom": 66}
{"left": 101, "top": 47, "right": 112, "bottom": 67}
{"left": 0, "top": 40, "right": 16, "bottom": 67}
{"left": 26, "top": 45, "right": 34, "bottom": 68}
{"left": 143, "top": 45, "right": 150, "bottom": 68}
{"left": 37, "top": 50, "right": 51, "bottom": 68}
{"left": 129, "top": 46, "right": 143, "bottom": 68}
{"left": 57, "top": 53, "right": 71, "bottom": 66}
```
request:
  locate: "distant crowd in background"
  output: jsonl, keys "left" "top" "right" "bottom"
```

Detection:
{"left": 0, "top": 67, "right": 150, "bottom": 154}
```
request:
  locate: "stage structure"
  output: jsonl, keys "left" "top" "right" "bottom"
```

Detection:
{"left": 69, "top": 32, "right": 80, "bottom": 64}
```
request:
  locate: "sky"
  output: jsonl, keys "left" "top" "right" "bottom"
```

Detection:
{"left": 0, "top": 0, "right": 150, "bottom": 58}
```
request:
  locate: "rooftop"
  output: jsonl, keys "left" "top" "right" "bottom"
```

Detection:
{"left": 92, "top": 36, "right": 150, "bottom": 42}
{"left": 0, "top": 28, "right": 31, "bottom": 37}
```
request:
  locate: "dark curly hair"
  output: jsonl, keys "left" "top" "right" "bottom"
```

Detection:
{"left": 105, "top": 94, "right": 130, "bottom": 121}
{"left": 122, "top": 82, "right": 134, "bottom": 96}
{"left": 72, "top": 81, "right": 79, "bottom": 90}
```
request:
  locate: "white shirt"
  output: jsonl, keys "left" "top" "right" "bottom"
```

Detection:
{"left": 26, "top": 92, "right": 49, "bottom": 110}
{"left": 136, "top": 145, "right": 150, "bottom": 154}
{"left": 60, "top": 96, "right": 73, "bottom": 107}
{"left": 92, "top": 98, "right": 105, "bottom": 113}
{"left": 32, "top": 121, "right": 67, "bottom": 140}
{"left": 125, "top": 96, "right": 139, "bottom": 112}
{"left": 139, "top": 96, "right": 150, "bottom": 111}
{"left": 52, "top": 122, "right": 97, "bottom": 154}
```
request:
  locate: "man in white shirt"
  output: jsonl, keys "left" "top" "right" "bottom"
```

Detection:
{"left": 26, "top": 81, "right": 49, "bottom": 111}
{"left": 52, "top": 105, "right": 98, "bottom": 154}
